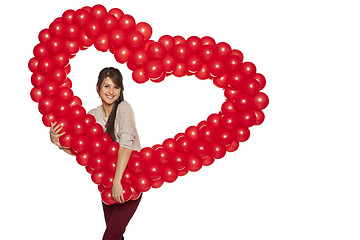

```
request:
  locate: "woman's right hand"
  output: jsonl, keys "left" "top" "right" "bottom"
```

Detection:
{"left": 50, "top": 122, "right": 66, "bottom": 147}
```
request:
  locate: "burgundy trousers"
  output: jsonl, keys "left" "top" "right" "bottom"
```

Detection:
{"left": 102, "top": 194, "right": 142, "bottom": 240}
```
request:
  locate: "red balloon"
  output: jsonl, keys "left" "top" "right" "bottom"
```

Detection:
{"left": 53, "top": 101, "right": 71, "bottom": 117}
{"left": 207, "top": 113, "right": 221, "bottom": 129}
{"left": 49, "top": 19, "right": 65, "bottom": 38}
{"left": 252, "top": 92, "right": 269, "bottom": 110}
{"left": 91, "top": 170, "right": 106, "bottom": 185}
{"left": 170, "top": 152, "right": 186, "bottom": 170}
{"left": 162, "top": 138, "right": 176, "bottom": 151}
{"left": 121, "top": 169, "right": 135, "bottom": 185}
{"left": 158, "top": 35, "right": 175, "bottom": 52}
{"left": 173, "top": 63, "right": 187, "bottom": 77}
{"left": 105, "top": 141, "right": 119, "bottom": 157}
{"left": 56, "top": 87, "right": 73, "bottom": 102}
{"left": 175, "top": 135, "right": 192, "bottom": 153}
{"left": 224, "top": 88, "right": 240, "bottom": 100}
{"left": 100, "top": 13, "right": 118, "bottom": 33}
{"left": 139, "top": 147, "right": 155, "bottom": 162}
{"left": 109, "top": 29, "right": 126, "bottom": 48}
{"left": 59, "top": 132, "right": 72, "bottom": 148}
{"left": 86, "top": 123, "right": 104, "bottom": 138}
{"left": 198, "top": 124, "right": 216, "bottom": 142}
{"left": 28, "top": 57, "right": 38, "bottom": 73}
{"left": 173, "top": 43, "right": 191, "bottom": 62}
{"left": 173, "top": 35, "right": 185, "bottom": 45}
{"left": 122, "top": 183, "right": 132, "bottom": 202}
{"left": 225, "top": 55, "right": 242, "bottom": 72}
{"left": 84, "top": 114, "right": 96, "bottom": 126}
{"left": 203, "top": 156, "right": 215, "bottom": 166}
{"left": 253, "top": 73, "right": 266, "bottom": 90}
{"left": 88, "top": 136, "right": 106, "bottom": 154}
{"left": 42, "top": 113, "right": 56, "bottom": 127}
{"left": 118, "top": 14, "right": 136, "bottom": 32}
{"left": 84, "top": 19, "right": 102, "bottom": 39}
{"left": 233, "top": 94, "right": 252, "bottom": 112}
{"left": 221, "top": 100, "right": 237, "bottom": 115}
{"left": 90, "top": 4, "right": 107, "bottom": 19}
{"left": 186, "top": 154, "right": 203, "bottom": 172}
{"left": 227, "top": 72, "right": 246, "bottom": 89}
{"left": 63, "top": 40, "right": 80, "bottom": 55}
{"left": 134, "top": 173, "right": 152, "bottom": 193}
{"left": 94, "top": 33, "right": 110, "bottom": 52}
{"left": 208, "top": 58, "right": 226, "bottom": 77}
{"left": 38, "top": 28, "right": 51, "bottom": 43}
{"left": 192, "top": 141, "right": 209, "bottom": 159}
{"left": 154, "top": 147, "right": 170, "bottom": 165}
{"left": 106, "top": 156, "right": 117, "bottom": 173}
{"left": 114, "top": 46, "right": 131, "bottom": 63}
{"left": 213, "top": 74, "right": 227, "bottom": 88}
{"left": 89, "top": 154, "right": 107, "bottom": 171}
{"left": 30, "top": 88, "right": 42, "bottom": 103}
{"left": 145, "top": 161, "right": 162, "bottom": 181}
{"left": 184, "top": 126, "right": 199, "bottom": 142}
{"left": 178, "top": 167, "right": 189, "bottom": 176}
{"left": 233, "top": 126, "right": 250, "bottom": 142}
{"left": 76, "top": 151, "right": 91, "bottom": 166}
{"left": 130, "top": 187, "right": 141, "bottom": 200}
{"left": 216, "top": 128, "right": 234, "bottom": 146}
{"left": 68, "top": 105, "right": 86, "bottom": 120}
{"left": 102, "top": 172, "right": 114, "bottom": 189}
{"left": 37, "top": 57, "right": 55, "bottom": 75}
{"left": 63, "top": 23, "right": 81, "bottom": 40}
{"left": 201, "top": 36, "right": 216, "bottom": 46}
{"left": 131, "top": 49, "right": 148, "bottom": 66}
{"left": 152, "top": 178, "right": 164, "bottom": 188}
{"left": 109, "top": 8, "right": 124, "bottom": 19}
{"left": 238, "top": 111, "right": 256, "bottom": 128}
{"left": 147, "top": 42, "right": 166, "bottom": 60}
{"left": 209, "top": 142, "right": 226, "bottom": 159}
{"left": 126, "top": 31, "right": 145, "bottom": 49}
{"left": 241, "top": 62, "right": 256, "bottom": 77}
{"left": 162, "top": 164, "right": 178, "bottom": 183}
{"left": 227, "top": 141, "right": 239, "bottom": 152}
{"left": 101, "top": 189, "right": 116, "bottom": 205}
{"left": 195, "top": 64, "right": 210, "bottom": 80}
{"left": 253, "top": 110, "right": 265, "bottom": 125}
{"left": 73, "top": 9, "right": 91, "bottom": 27}
{"left": 70, "top": 96, "right": 82, "bottom": 107}
{"left": 161, "top": 54, "right": 177, "bottom": 73}
{"left": 186, "top": 55, "right": 203, "bottom": 73}
{"left": 199, "top": 45, "right": 216, "bottom": 62}
{"left": 216, "top": 42, "right": 232, "bottom": 58}
{"left": 33, "top": 43, "right": 50, "bottom": 59}
{"left": 220, "top": 113, "right": 239, "bottom": 130}
{"left": 78, "top": 30, "right": 93, "bottom": 49}
{"left": 71, "top": 135, "right": 89, "bottom": 153}
{"left": 52, "top": 52, "right": 70, "bottom": 67}
{"left": 186, "top": 36, "right": 202, "bottom": 53}
{"left": 102, "top": 132, "right": 112, "bottom": 143}
{"left": 62, "top": 9, "right": 75, "bottom": 23}
{"left": 144, "top": 60, "right": 164, "bottom": 79}
{"left": 135, "top": 22, "right": 152, "bottom": 41}
{"left": 70, "top": 119, "right": 88, "bottom": 136}
{"left": 38, "top": 97, "right": 55, "bottom": 114}
{"left": 132, "top": 68, "right": 149, "bottom": 83}
{"left": 127, "top": 156, "right": 145, "bottom": 174}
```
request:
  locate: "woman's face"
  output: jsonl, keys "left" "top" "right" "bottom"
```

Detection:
{"left": 98, "top": 77, "right": 121, "bottom": 106}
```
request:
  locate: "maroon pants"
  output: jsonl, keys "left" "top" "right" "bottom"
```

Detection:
{"left": 102, "top": 194, "right": 142, "bottom": 240}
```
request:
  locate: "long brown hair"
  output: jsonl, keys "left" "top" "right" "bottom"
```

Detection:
{"left": 97, "top": 67, "right": 124, "bottom": 141}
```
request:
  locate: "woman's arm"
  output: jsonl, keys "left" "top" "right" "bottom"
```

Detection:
{"left": 112, "top": 146, "right": 132, "bottom": 203}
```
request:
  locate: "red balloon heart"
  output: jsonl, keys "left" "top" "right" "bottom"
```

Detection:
{"left": 29, "top": 4, "right": 269, "bottom": 205}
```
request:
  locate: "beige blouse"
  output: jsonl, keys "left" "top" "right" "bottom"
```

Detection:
{"left": 88, "top": 101, "right": 142, "bottom": 152}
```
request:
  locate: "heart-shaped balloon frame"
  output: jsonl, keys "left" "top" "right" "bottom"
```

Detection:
{"left": 29, "top": 4, "right": 269, "bottom": 205}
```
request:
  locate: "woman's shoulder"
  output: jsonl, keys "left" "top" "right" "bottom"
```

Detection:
{"left": 117, "top": 100, "right": 133, "bottom": 113}
{"left": 88, "top": 105, "right": 103, "bottom": 116}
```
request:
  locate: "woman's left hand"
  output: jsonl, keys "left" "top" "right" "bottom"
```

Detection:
{"left": 111, "top": 181, "right": 124, "bottom": 203}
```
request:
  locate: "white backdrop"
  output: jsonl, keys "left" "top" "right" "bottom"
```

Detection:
{"left": 1, "top": 0, "right": 359, "bottom": 239}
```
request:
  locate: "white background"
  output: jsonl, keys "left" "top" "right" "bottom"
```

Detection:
{"left": 1, "top": 0, "right": 359, "bottom": 239}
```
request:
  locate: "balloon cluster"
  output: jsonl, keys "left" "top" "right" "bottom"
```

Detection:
{"left": 29, "top": 4, "right": 269, "bottom": 205}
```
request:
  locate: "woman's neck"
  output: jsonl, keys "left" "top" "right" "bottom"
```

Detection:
{"left": 102, "top": 102, "right": 114, "bottom": 117}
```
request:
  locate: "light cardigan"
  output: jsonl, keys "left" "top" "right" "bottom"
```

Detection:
{"left": 88, "top": 101, "right": 142, "bottom": 152}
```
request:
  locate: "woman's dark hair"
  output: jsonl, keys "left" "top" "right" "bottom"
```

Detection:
{"left": 97, "top": 67, "right": 124, "bottom": 141}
